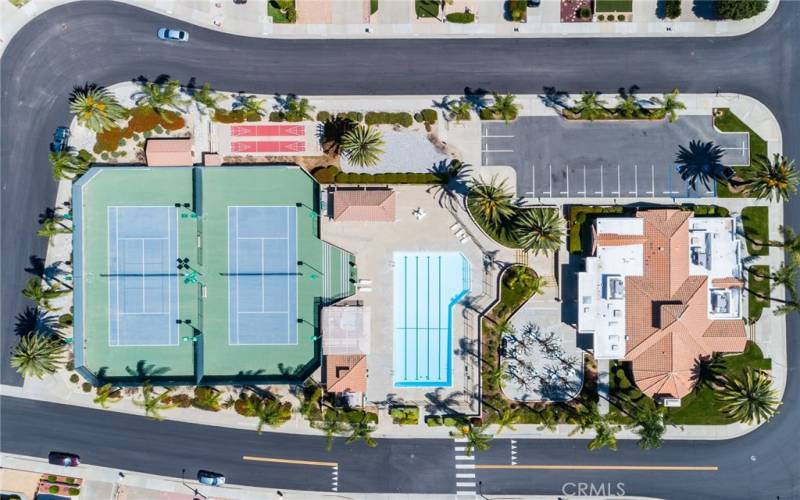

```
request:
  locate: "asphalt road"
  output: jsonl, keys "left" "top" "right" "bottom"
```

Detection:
{"left": 1, "top": 2, "right": 799, "bottom": 499}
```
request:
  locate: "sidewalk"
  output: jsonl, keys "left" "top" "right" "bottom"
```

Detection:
{"left": 0, "top": 0, "right": 780, "bottom": 58}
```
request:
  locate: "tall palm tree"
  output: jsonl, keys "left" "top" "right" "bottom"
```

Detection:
{"left": 299, "top": 385, "right": 324, "bottom": 420}
{"left": 768, "top": 262, "right": 798, "bottom": 296}
{"left": 632, "top": 404, "right": 667, "bottom": 449}
{"left": 345, "top": 412, "right": 378, "bottom": 448}
{"left": 467, "top": 177, "right": 517, "bottom": 230}
{"left": 570, "top": 402, "right": 620, "bottom": 451}
{"left": 514, "top": 208, "right": 565, "bottom": 256}
{"left": 69, "top": 85, "right": 127, "bottom": 132}
{"left": 675, "top": 140, "right": 727, "bottom": 192}
{"left": 133, "top": 79, "right": 188, "bottom": 120}
{"left": 493, "top": 407, "right": 521, "bottom": 435}
{"left": 775, "top": 225, "right": 800, "bottom": 263}
{"left": 49, "top": 150, "right": 90, "bottom": 181}
{"left": 489, "top": 92, "right": 520, "bottom": 123}
{"left": 741, "top": 154, "right": 799, "bottom": 202}
{"left": 10, "top": 335, "right": 64, "bottom": 378}
{"left": 450, "top": 422, "right": 492, "bottom": 456}
{"left": 133, "top": 382, "right": 176, "bottom": 420}
{"left": 37, "top": 216, "right": 72, "bottom": 240}
{"left": 254, "top": 398, "right": 293, "bottom": 433}
{"left": 282, "top": 95, "right": 315, "bottom": 122}
{"left": 22, "top": 278, "right": 69, "bottom": 310}
{"left": 93, "top": 383, "right": 123, "bottom": 409}
{"left": 448, "top": 98, "right": 472, "bottom": 122}
{"left": 571, "top": 92, "right": 608, "bottom": 121}
{"left": 615, "top": 93, "right": 641, "bottom": 119}
{"left": 192, "top": 83, "right": 222, "bottom": 115}
{"left": 341, "top": 125, "right": 385, "bottom": 167}
{"left": 651, "top": 88, "right": 686, "bottom": 123}
{"left": 315, "top": 410, "right": 348, "bottom": 451}
{"left": 717, "top": 369, "right": 781, "bottom": 424}
{"left": 233, "top": 94, "right": 266, "bottom": 117}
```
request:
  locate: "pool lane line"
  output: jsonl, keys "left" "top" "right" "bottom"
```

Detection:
{"left": 242, "top": 455, "right": 338, "bottom": 468}
{"left": 475, "top": 464, "right": 718, "bottom": 472}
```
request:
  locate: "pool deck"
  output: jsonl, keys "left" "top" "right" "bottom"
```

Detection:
{"left": 321, "top": 185, "right": 491, "bottom": 412}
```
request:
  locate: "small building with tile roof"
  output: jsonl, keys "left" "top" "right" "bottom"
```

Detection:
{"left": 577, "top": 209, "right": 747, "bottom": 401}
{"left": 331, "top": 188, "right": 396, "bottom": 222}
{"left": 144, "top": 138, "right": 193, "bottom": 167}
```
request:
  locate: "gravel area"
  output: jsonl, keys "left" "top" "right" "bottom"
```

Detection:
{"left": 341, "top": 130, "right": 451, "bottom": 173}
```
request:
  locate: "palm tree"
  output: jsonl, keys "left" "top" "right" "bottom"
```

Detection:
{"left": 775, "top": 225, "right": 800, "bottom": 263}
{"left": 535, "top": 405, "right": 559, "bottom": 432}
{"left": 768, "top": 262, "right": 798, "bottom": 296}
{"left": 37, "top": 216, "right": 72, "bottom": 240}
{"left": 448, "top": 98, "right": 472, "bottom": 122}
{"left": 233, "top": 94, "right": 266, "bottom": 118}
{"left": 571, "top": 92, "right": 608, "bottom": 121}
{"left": 651, "top": 88, "right": 686, "bottom": 123}
{"left": 717, "top": 369, "right": 781, "bottom": 424}
{"left": 299, "top": 385, "right": 324, "bottom": 420}
{"left": 192, "top": 386, "right": 222, "bottom": 411}
{"left": 615, "top": 92, "right": 641, "bottom": 119}
{"left": 133, "top": 79, "right": 188, "bottom": 120}
{"left": 192, "top": 83, "right": 222, "bottom": 115}
{"left": 282, "top": 95, "right": 315, "bottom": 122}
{"left": 570, "top": 402, "right": 620, "bottom": 451}
{"left": 22, "top": 278, "right": 69, "bottom": 310}
{"left": 632, "top": 404, "right": 667, "bottom": 449}
{"left": 489, "top": 92, "right": 520, "bottom": 123}
{"left": 254, "top": 398, "right": 293, "bottom": 433}
{"left": 450, "top": 422, "right": 492, "bottom": 456}
{"left": 93, "top": 383, "right": 122, "bottom": 409}
{"left": 514, "top": 208, "right": 565, "bottom": 256}
{"left": 741, "top": 154, "right": 799, "bottom": 202}
{"left": 133, "top": 382, "right": 176, "bottom": 420}
{"left": 430, "top": 160, "right": 472, "bottom": 208}
{"left": 49, "top": 150, "right": 90, "bottom": 181}
{"left": 675, "top": 140, "right": 727, "bottom": 192}
{"left": 69, "top": 85, "right": 127, "bottom": 132}
{"left": 493, "top": 408, "right": 521, "bottom": 435}
{"left": 314, "top": 410, "right": 348, "bottom": 451}
{"left": 341, "top": 125, "right": 385, "bottom": 167}
{"left": 486, "top": 362, "right": 510, "bottom": 390}
{"left": 10, "top": 335, "right": 64, "bottom": 378}
{"left": 345, "top": 412, "right": 378, "bottom": 448}
{"left": 691, "top": 352, "right": 726, "bottom": 392}
{"left": 467, "top": 177, "right": 517, "bottom": 230}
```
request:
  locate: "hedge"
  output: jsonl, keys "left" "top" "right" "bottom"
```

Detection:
{"left": 446, "top": 11, "right": 475, "bottom": 23}
{"left": 390, "top": 406, "right": 420, "bottom": 425}
{"left": 316, "top": 111, "right": 331, "bottom": 122}
{"left": 568, "top": 205, "right": 627, "bottom": 254}
{"left": 365, "top": 111, "right": 413, "bottom": 127}
{"left": 311, "top": 165, "right": 439, "bottom": 185}
{"left": 420, "top": 108, "right": 438, "bottom": 124}
{"left": 212, "top": 109, "right": 261, "bottom": 124}
{"left": 425, "top": 415, "right": 443, "bottom": 426}
{"left": 337, "top": 111, "right": 364, "bottom": 123}
{"left": 683, "top": 204, "right": 730, "bottom": 217}
{"left": 269, "top": 111, "right": 285, "bottom": 122}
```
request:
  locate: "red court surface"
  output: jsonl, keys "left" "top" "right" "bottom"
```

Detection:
{"left": 230, "top": 125, "right": 305, "bottom": 137}
{"left": 231, "top": 141, "right": 306, "bottom": 153}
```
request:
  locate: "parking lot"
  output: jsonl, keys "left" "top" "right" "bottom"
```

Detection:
{"left": 481, "top": 116, "right": 749, "bottom": 199}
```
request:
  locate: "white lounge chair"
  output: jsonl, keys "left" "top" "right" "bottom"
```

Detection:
{"left": 460, "top": 235, "right": 472, "bottom": 245}
{"left": 450, "top": 222, "right": 462, "bottom": 232}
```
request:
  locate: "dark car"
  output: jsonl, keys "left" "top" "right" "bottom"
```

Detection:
{"left": 48, "top": 451, "right": 80, "bottom": 466}
{"left": 51, "top": 126, "right": 70, "bottom": 152}
{"left": 197, "top": 470, "right": 225, "bottom": 486}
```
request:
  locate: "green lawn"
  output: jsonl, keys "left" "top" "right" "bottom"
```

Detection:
{"left": 714, "top": 108, "right": 768, "bottom": 198}
{"left": 415, "top": 0, "right": 440, "bottom": 18}
{"left": 748, "top": 265, "right": 771, "bottom": 322}
{"left": 567, "top": 205, "right": 628, "bottom": 254}
{"left": 268, "top": 0, "right": 296, "bottom": 23}
{"left": 466, "top": 196, "right": 560, "bottom": 250}
{"left": 609, "top": 342, "right": 772, "bottom": 425}
{"left": 741, "top": 206, "right": 769, "bottom": 256}
{"left": 594, "top": 0, "right": 633, "bottom": 12}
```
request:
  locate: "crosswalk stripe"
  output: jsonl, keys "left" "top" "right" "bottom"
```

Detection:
{"left": 455, "top": 455, "right": 475, "bottom": 460}
{"left": 456, "top": 492, "right": 476, "bottom": 496}
{"left": 457, "top": 482, "right": 477, "bottom": 487}
{"left": 456, "top": 473, "right": 476, "bottom": 479}
{"left": 454, "top": 446, "right": 466, "bottom": 452}
{"left": 455, "top": 464, "right": 476, "bottom": 469}
{"left": 454, "top": 437, "right": 468, "bottom": 443}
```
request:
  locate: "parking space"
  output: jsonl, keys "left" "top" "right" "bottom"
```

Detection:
{"left": 481, "top": 116, "right": 749, "bottom": 199}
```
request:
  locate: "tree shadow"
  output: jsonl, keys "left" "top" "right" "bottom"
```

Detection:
{"left": 125, "top": 360, "right": 171, "bottom": 378}
{"left": 540, "top": 86, "right": 569, "bottom": 110}
{"left": 675, "top": 140, "right": 729, "bottom": 192}
{"left": 692, "top": 0, "right": 717, "bottom": 20}
{"left": 318, "top": 116, "right": 357, "bottom": 155}
{"left": 689, "top": 353, "right": 726, "bottom": 391}
{"left": 463, "top": 87, "right": 489, "bottom": 111}
{"left": 14, "top": 306, "right": 62, "bottom": 338}
{"left": 424, "top": 388, "right": 463, "bottom": 415}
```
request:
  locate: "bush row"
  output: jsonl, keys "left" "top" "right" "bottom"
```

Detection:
{"left": 568, "top": 205, "right": 627, "bottom": 254}
{"left": 312, "top": 165, "right": 439, "bottom": 185}
{"left": 364, "top": 111, "right": 414, "bottom": 127}
{"left": 562, "top": 107, "right": 667, "bottom": 121}
{"left": 390, "top": 406, "right": 420, "bottom": 425}
{"left": 212, "top": 108, "right": 262, "bottom": 124}
{"left": 446, "top": 11, "right": 475, "bottom": 23}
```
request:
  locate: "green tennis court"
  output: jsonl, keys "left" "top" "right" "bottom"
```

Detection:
{"left": 73, "top": 165, "right": 355, "bottom": 384}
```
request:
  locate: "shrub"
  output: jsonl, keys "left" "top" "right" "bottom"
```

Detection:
{"left": 212, "top": 109, "right": 246, "bottom": 123}
{"left": 426, "top": 415, "right": 443, "bottom": 426}
{"left": 478, "top": 108, "right": 496, "bottom": 120}
{"left": 364, "top": 111, "right": 413, "bottom": 127}
{"left": 619, "top": 378, "right": 631, "bottom": 390}
{"left": 68, "top": 487, "right": 80, "bottom": 496}
{"left": 70, "top": 373, "right": 80, "bottom": 383}
{"left": 716, "top": 0, "right": 767, "bottom": 20}
{"left": 81, "top": 382, "right": 92, "bottom": 392}
{"left": 65, "top": 477, "right": 75, "bottom": 484}
{"left": 390, "top": 406, "right": 420, "bottom": 425}
{"left": 443, "top": 416, "right": 462, "bottom": 426}
{"left": 312, "top": 165, "right": 340, "bottom": 184}
{"left": 617, "top": 14, "right": 625, "bottom": 21}
{"left": 49, "top": 486, "right": 59, "bottom": 494}
{"left": 597, "top": 14, "right": 604, "bottom": 20}
{"left": 578, "top": 7, "right": 591, "bottom": 19}
{"left": 507, "top": 0, "right": 527, "bottom": 21}
{"left": 170, "top": 393, "right": 192, "bottom": 408}
{"left": 420, "top": 108, "right": 437, "bottom": 124}
{"left": 94, "top": 127, "right": 125, "bottom": 153}
{"left": 446, "top": 11, "right": 475, "bottom": 23}
{"left": 664, "top": 0, "right": 680, "bottom": 18}
{"left": 59, "top": 313, "right": 73, "bottom": 326}
{"left": 414, "top": 112, "right": 424, "bottom": 123}
{"left": 337, "top": 111, "right": 363, "bottom": 122}
{"left": 269, "top": 111, "right": 285, "bottom": 122}
{"left": 66, "top": 360, "right": 74, "bottom": 371}
{"left": 316, "top": 111, "right": 331, "bottom": 122}
{"left": 48, "top": 475, "right": 57, "bottom": 482}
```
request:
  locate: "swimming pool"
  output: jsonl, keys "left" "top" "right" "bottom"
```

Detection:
{"left": 393, "top": 252, "right": 470, "bottom": 387}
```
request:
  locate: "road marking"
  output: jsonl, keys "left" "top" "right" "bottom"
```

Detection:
{"left": 456, "top": 455, "right": 475, "bottom": 461}
{"left": 617, "top": 164, "right": 621, "bottom": 197}
{"left": 454, "top": 438, "right": 477, "bottom": 496}
{"left": 481, "top": 148, "right": 514, "bottom": 153}
{"left": 455, "top": 446, "right": 467, "bottom": 452}
{"left": 475, "top": 465, "right": 718, "bottom": 471}
{"left": 482, "top": 133, "right": 514, "bottom": 138}
{"left": 532, "top": 163, "right": 536, "bottom": 197}
{"left": 598, "top": 163, "right": 604, "bottom": 196}
{"left": 242, "top": 456, "right": 338, "bottom": 467}
{"left": 456, "top": 464, "right": 476, "bottom": 469}
{"left": 548, "top": 164, "right": 553, "bottom": 197}
{"left": 511, "top": 439, "right": 517, "bottom": 466}
{"left": 649, "top": 164, "right": 655, "bottom": 197}
{"left": 457, "top": 482, "right": 477, "bottom": 487}
{"left": 583, "top": 165, "right": 587, "bottom": 198}
{"left": 456, "top": 473, "right": 476, "bottom": 479}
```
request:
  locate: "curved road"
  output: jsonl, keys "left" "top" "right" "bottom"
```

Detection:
{"left": 1, "top": 2, "right": 798, "bottom": 499}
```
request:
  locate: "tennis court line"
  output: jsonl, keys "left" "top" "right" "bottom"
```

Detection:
{"left": 242, "top": 456, "right": 338, "bottom": 468}
{"left": 475, "top": 464, "right": 718, "bottom": 471}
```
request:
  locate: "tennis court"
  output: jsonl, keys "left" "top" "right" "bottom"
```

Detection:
{"left": 228, "top": 206, "right": 298, "bottom": 345}
{"left": 107, "top": 206, "right": 179, "bottom": 347}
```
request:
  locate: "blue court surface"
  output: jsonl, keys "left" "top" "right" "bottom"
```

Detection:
{"left": 108, "top": 206, "right": 179, "bottom": 346}
{"left": 228, "top": 206, "right": 298, "bottom": 345}
{"left": 393, "top": 252, "right": 470, "bottom": 387}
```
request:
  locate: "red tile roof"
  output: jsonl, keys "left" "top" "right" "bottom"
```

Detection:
{"left": 324, "top": 354, "right": 368, "bottom": 393}
{"left": 332, "top": 189, "right": 396, "bottom": 222}
{"left": 609, "top": 209, "right": 747, "bottom": 400}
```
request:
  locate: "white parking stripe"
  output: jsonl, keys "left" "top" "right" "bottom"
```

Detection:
{"left": 456, "top": 473, "right": 476, "bottom": 479}
{"left": 481, "top": 148, "right": 514, "bottom": 153}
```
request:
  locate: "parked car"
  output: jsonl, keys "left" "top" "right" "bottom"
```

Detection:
{"left": 157, "top": 28, "right": 189, "bottom": 42}
{"left": 48, "top": 451, "right": 80, "bottom": 467}
{"left": 51, "top": 126, "right": 70, "bottom": 152}
{"left": 197, "top": 470, "right": 225, "bottom": 486}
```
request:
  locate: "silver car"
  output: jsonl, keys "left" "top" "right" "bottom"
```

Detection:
{"left": 157, "top": 28, "right": 189, "bottom": 42}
